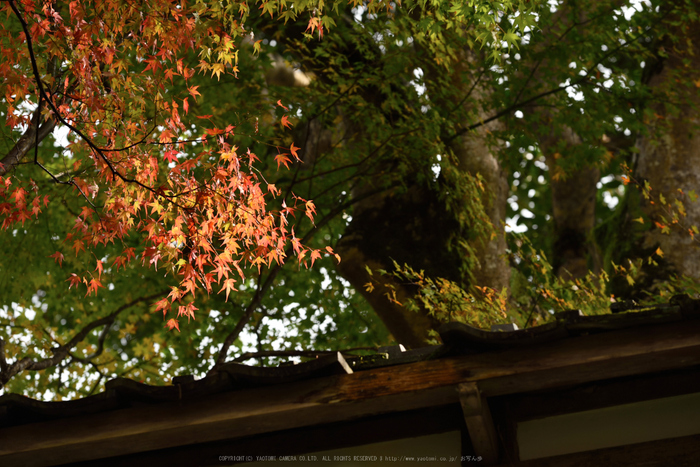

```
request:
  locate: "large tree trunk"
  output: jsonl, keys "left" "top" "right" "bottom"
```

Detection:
{"left": 335, "top": 150, "right": 509, "bottom": 347}
{"left": 431, "top": 48, "right": 511, "bottom": 293}
{"left": 448, "top": 124, "right": 510, "bottom": 291}
{"left": 336, "top": 185, "right": 454, "bottom": 348}
{"left": 636, "top": 12, "right": 700, "bottom": 280}
{"left": 336, "top": 49, "right": 511, "bottom": 347}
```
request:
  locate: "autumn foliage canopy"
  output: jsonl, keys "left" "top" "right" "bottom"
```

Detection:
{"left": 0, "top": 0, "right": 339, "bottom": 333}
{"left": 4, "top": 0, "right": 700, "bottom": 399}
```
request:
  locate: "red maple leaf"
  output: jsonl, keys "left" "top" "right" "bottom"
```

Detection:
{"left": 48, "top": 251, "right": 64, "bottom": 266}
{"left": 66, "top": 273, "right": 82, "bottom": 290}
{"left": 165, "top": 318, "right": 180, "bottom": 332}
{"left": 86, "top": 278, "right": 105, "bottom": 297}
{"left": 164, "top": 150, "right": 179, "bottom": 163}
{"left": 281, "top": 115, "right": 292, "bottom": 129}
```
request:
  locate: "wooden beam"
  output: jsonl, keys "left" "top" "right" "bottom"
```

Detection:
{"left": 70, "top": 405, "right": 465, "bottom": 466}
{"left": 459, "top": 382, "right": 499, "bottom": 465}
{"left": 1, "top": 319, "right": 699, "bottom": 466}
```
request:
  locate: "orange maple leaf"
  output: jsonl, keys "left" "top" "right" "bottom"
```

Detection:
{"left": 305, "top": 200, "right": 316, "bottom": 223}
{"left": 275, "top": 153, "right": 291, "bottom": 169}
{"left": 155, "top": 298, "right": 170, "bottom": 317}
{"left": 188, "top": 86, "right": 201, "bottom": 98}
{"left": 325, "top": 245, "right": 341, "bottom": 263}
{"left": 72, "top": 240, "right": 85, "bottom": 256}
{"left": 159, "top": 129, "right": 174, "bottom": 143}
{"left": 219, "top": 278, "right": 237, "bottom": 301}
{"left": 281, "top": 115, "right": 292, "bottom": 129}
{"left": 290, "top": 143, "right": 301, "bottom": 161}
{"left": 86, "top": 278, "right": 104, "bottom": 296}
{"left": 306, "top": 17, "right": 324, "bottom": 38}
{"left": 178, "top": 303, "right": 198, "bottom": 322}
{"left": 310, "top": 249, "right": 321, "bottom": 267}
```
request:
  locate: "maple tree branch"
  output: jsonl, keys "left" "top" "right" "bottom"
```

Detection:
{"left": 213, "top": 275, "right": 269, "bottom": 369}
{"left": 87, "top": 362, "right": 107, "bottom": 396}
{"left": 3, "top": 3, "right": 115, "bottom": 220}
{"left": 0, "top": 109, "right": 56, "bottom": 176}
{"left": 306, "top": 74, "right": 364, "bottom": 123}
{"left": 68, "top": 289, "right": 168, "bottom": 352}
{"left": 288, "top": 124, "right": 422, "bottom": 191}
{"left": 68, "top": 317, "right": 114, "bottom": 364}
{"left": 0, "top": 290, "right": 167, "bottom": 389}
{"left": 7, "top": 1, "right": 188, "bottom": 209}
{"left": 85, "top": 320, "right": 113, "bottom": 361}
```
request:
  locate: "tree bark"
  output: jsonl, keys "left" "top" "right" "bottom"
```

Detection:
{"left": 636, "top": 12, "right": 700, "bottom": 279}
{"left": 425, "top": 47, "right": 511, "bottom": 293}
{"left": 448, "top": 122, "right": 510, "bottom": 291}
{"left": 0, "top": 111, "right": 55, "bottom": 176}
{"left": 336, "top": 49, "right": 511, "bottom": 347}
{"left": 538, "top": 127, "right": 601, "bottom": 279}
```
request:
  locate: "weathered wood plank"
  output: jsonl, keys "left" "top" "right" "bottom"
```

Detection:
{"left": 0, "top": 385, "right": 460, "bottom": 466}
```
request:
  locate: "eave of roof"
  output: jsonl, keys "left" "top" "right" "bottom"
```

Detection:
{"left": 1, "top": 298, "right": 699, "bottom": 465}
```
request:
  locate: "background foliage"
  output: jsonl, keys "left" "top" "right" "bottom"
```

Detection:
{"left": 2, "top": 0, "right": 700, "bottom": 400}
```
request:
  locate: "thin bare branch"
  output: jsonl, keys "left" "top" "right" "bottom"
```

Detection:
{"left": 0, "top": 290, "right": 167, "bottom": 388}
{"left": 447, "top": 28, "right": 649, "bottom": 143}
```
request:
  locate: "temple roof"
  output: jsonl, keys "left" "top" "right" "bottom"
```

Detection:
{"left": 2, "top": 294, "right": 698, "bottom": 430}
